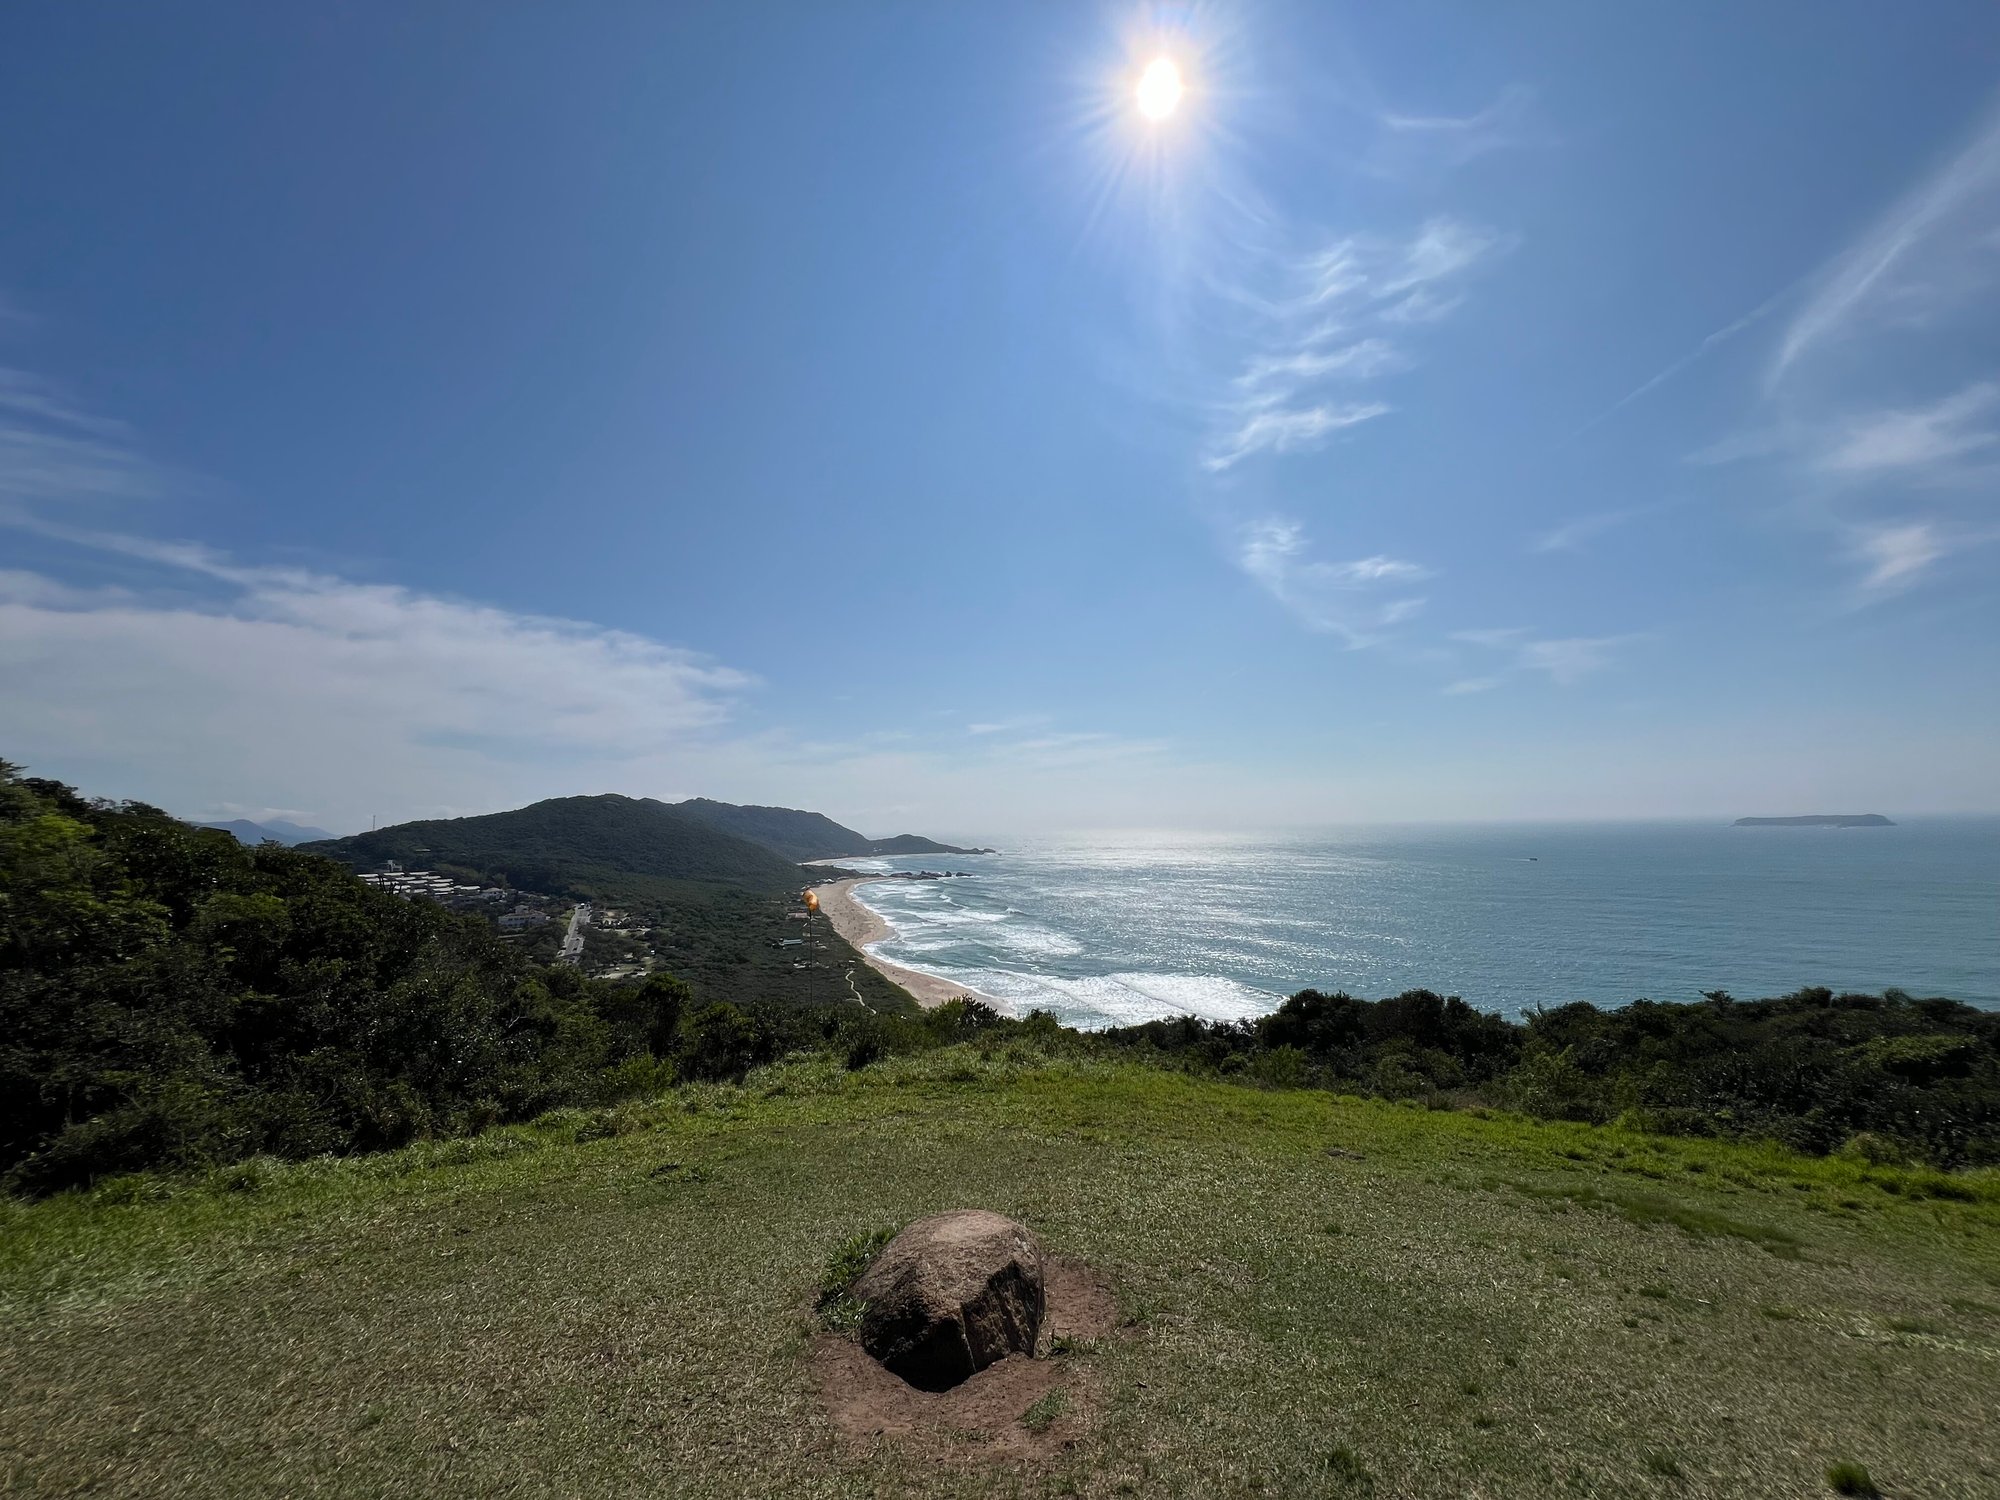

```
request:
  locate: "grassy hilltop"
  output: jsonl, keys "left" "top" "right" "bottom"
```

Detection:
{"left": 3, "top": 1051, "right": 1997, "bottom": 1499}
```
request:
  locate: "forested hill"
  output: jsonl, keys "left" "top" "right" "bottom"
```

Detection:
{"left": 304, "top": 795, "right": 804, "bottom": 896}
{"left": 671, "top": 797, "right": 983, "bottom": 861}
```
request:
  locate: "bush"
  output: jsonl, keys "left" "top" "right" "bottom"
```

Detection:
{"left": 816, "top": 1225, "right": 895, "bottom": 1332}
{"left": 1101, "top": 982, "right": 2000, "bottom": 1167}
{"left": 676, "top": 1003, "right": 761, "bottom": 1083}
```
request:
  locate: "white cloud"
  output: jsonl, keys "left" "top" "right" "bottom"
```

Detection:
{"left": 1377, "top": 288, "right": 1464, "bottom": 325}
{"left": 1575, "top": 285, "right": 1795, "bottom": 435}
{"left": 1235, "top": 338, "right": 1402, "bottom": 392}
{"left": 1204, "top": 401, "right": 1391, "bottom": 471}
{"left": 0, "top": 368, "right": 167, "bottom": 510}
{"left": 1236, "top": 518, "right": 1431, "bottom": 644}
{"left": 1448, "top": 628, "right": 1635, "bottom": 691}
{"left": 0, "top": 537, "right": 756, "bottom": 827}
{"left": 1530, "top": 502, "right": 1670, "bottom": 554}
{"left": 1382, "top": 219, "right": 1499, "bottom": 295}
{"left": 1852, "top": 521, "right": 1946, "bottom": 592}
{"left": 965, "top": 714, "right": 1049, "bottom": 737}
{"left": 1202, "top": 217, "right": 1501, "bottom": 474}
{"left": 1693, "top": 92, "right": 2000, "bottom": 600}
{"left": 1773, "top": 99, "right": 2000, "bottom": 381}
{"left": 1370, "top": 85, "right": 1545, "bottom": 176}
{"left": 1818, "top": 382, "right": 2000, "bottom": 476}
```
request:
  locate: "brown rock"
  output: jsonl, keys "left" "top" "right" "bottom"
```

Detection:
{"left": 854, "top": 1210, "right": 1045, "bottom": 1391}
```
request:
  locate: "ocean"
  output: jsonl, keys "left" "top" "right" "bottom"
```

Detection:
{"left": 836, "top": 818, "right": 2000, "bottom": 1028}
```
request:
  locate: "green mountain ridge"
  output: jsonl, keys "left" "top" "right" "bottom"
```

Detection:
{"left": 669, "top": 797, "right": 985, "bottom": 862}
{"left": 302, "top": 794, "right": 806, "bottom": 897}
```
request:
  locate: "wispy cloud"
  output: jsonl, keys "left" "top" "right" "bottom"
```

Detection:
{"left": 966, "top": 714, "right": 1049, "bottom": 737}
{"left": 1530, "top": 501, "right": 1670, "bottom": 554}
{"left": 1446, "top": 627, "right": 1636, "bottom": 693}
{"left": 1772, "top": 98, "right": 2000, "bottom": 382}
{"left": 1202, "top": 217, "right": 1501, "bottom": 472}
{"left": 0, "top": 367, "right": 169, "bottom": 510}
{"left": 1236, "top": 517, "right": 1430, "bottom": 644}
{"left": 1817, "top": 381, "right": 2000, "bottom": 477}
{"left": 1691, "top": 93, "right": 2000, "bottom": 596}
{"left": 1573, "top": 284, "right": 1795, "bottom": 436}
{"left": 1235, "top": 337, "right": 1401, "bottom": 391}
{"left": 1850, "top": 520, "right": 1947, "bottom": 593}
{"left": 1205, "top": 401, "right": 1390, "bottom": 471}
{"left": 1369, "top": 85, "right": 1547, "bottom": 178}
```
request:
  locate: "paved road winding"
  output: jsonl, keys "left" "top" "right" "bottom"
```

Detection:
{"left": 558, "top": 902, "right": 590, "bottom": 964}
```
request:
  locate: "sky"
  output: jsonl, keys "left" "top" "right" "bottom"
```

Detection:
{"left": 3, "top": 1, "right": 2000, "bottom": 838}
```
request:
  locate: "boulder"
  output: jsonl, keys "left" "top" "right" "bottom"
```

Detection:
{"left": 854, "top": 1210, "right": 1045, "bottom": 1391}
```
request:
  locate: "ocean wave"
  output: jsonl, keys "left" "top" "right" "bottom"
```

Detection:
{"left": 918, "top": 967, "right": 1275, "bottom": 1030}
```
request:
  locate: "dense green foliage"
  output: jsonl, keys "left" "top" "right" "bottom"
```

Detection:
{"left": 1099, "top": 985, "right": 2000, "bottom": 1165}
{"left": 0, "top": 765, "right": 890, "bottom": 1194}
{"left": 672, "top": 797, "right": 975, "bottom": 861}
{"left": 304, "top": 794, "right": 806, "bottom": 896}
{"left": 624, "top": 878, "right": 915, "bottom": 1012}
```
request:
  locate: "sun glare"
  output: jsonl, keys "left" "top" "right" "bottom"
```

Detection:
{"left": 1136, "top": 57, "right": 1183, "bottom": 120}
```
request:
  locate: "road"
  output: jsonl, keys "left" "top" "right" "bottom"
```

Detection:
{"left": 558, "top": 902, "right": 590, "bottom": 964}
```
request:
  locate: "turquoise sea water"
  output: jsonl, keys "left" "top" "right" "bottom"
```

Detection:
{"left": 838, "top": 819, "right": 2000, "bottom": 1029}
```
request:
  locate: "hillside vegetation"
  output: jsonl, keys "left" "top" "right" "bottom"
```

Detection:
{"left": 673, "top": 797, "right": 980, "bottom": 862}
{"left": 304, "top": 794, "right": 807, "bottom": 896}
{"left": 301, "top": 793, "right": 938, "bottom": 1012}
{"left": 1106, "top": 987, "right": 2000, "bottom": 1166}
{"left": 3, "top": 1053, "right": 1995, "bottom": 1498}
{"left": 0, "top": 766, "right": 907, "bottom": 1194}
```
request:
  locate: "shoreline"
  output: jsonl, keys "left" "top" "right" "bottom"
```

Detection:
{"left": 811, "top": 876, "right": 998, "bottom": 1010}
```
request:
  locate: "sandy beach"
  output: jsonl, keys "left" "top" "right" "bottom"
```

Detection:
{"left": 812, "top": 876, "right": 996, "bottom": 1010}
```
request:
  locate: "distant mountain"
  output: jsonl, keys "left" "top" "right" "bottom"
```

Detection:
{"left": 670, "top": 797, "right": 990, "bottom": 862}
{"left": 1733, "top": 814, "right": 1895, "bottom": 828}
{"left": 194, "top": 818, "right": 336, "bottom": 846}
{"left": 302, "top": 795, "right": 805, "bottom": 897}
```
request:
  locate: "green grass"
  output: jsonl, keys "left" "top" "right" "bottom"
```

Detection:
{"left": 2, "top": 1050, "right": 1997, "bottom": 1498}
{"left": 815, "top": 1226, "right": 894, "bottom": 1334}
{"left": 1020, "top": 1390, "right": 1067, "bottom": 1433}
{"left": 1641, "top": 1450, "right": 1683, "bottom": 1479}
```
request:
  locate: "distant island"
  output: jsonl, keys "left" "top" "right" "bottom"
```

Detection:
{"left": 1733, "top": 814, "right": 1895, "bottom": 827}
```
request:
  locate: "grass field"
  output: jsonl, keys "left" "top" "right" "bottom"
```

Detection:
{"left": 3, "top": 1049, "right": 1997, "bottom": 1498}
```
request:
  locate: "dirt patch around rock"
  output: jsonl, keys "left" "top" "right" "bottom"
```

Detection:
{"left": 812, "top": 1257, "right": 1124, "bottom": 1465}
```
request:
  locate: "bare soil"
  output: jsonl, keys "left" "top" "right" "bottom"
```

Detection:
{"left": 812, "top": 1257, "right": 1123, "bottom": 1464}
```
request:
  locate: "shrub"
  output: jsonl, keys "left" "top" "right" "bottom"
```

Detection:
{"left": 1825, "top": 1460, "right": 1878, "bottom": 1496}
{"left": 676, "top": 1002, "right": 760, "bottom": 1082}
{"left": 815, "top": 1225, "right": 895, "bottom": 1333}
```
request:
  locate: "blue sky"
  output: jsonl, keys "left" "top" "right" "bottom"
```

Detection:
{"left": 4, "top": 1, "right": 1999, "bottom": 836}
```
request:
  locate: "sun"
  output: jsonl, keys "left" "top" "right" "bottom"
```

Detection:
{"left": 1135, "top": 57, "right": 1184, "bottom": 120}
